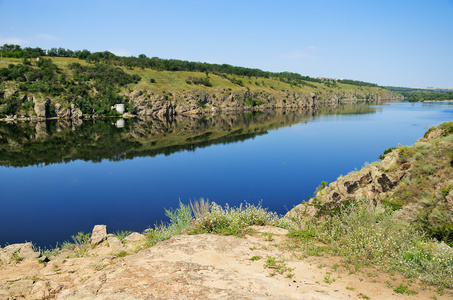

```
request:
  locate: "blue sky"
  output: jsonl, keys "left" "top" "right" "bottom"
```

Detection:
{"left": 1, "top": 0, "right": 452, "bottom": 88}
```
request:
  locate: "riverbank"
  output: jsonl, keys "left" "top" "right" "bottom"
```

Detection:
{"left": 0, "top": 56, "right": 403, "bottom": 122}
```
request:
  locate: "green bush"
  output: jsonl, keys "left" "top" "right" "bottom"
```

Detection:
{"left": 379, "top": 146, "right": 397, "bottom": 160}
{"left": 306, "top": 200, "right": 453, "bottom": 288}
{"left": 188, "top": 202, "right": 293, "bottom": 236}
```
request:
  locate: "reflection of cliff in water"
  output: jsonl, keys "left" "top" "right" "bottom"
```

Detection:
{"left": 0, "top": 103, "right": 379, "bottom": 167}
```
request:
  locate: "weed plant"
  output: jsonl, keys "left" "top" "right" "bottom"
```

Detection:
{"left": 145, "top": 201, "right": 193, "bottom": 246}
{"left": 114, "top": 230, "right": 132, "bottom": 244}
{"left": 145, "top": 200, "right": 293, "bottom": 246}
{"left": 294, "top": 199, "right": 453, "bottom": 288}
{"left": 60, "top": 232, "right": 91, "bottom": 257}
{"left": 188, "top": 201, "right": 294, "bottom": 236}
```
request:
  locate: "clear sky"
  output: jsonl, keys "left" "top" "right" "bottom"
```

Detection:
{"left": 1, "top": 0, "right": 452, "bottom": 88}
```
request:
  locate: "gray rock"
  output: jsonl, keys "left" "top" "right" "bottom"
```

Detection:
{"left": 70, "top": 104, "right": 83, "bottom": 119}
{"left": 33, "top": 97, "right": 49, "bottom": 117}
{"left": 89, "top": 225, "right": 107, "bottom": 246}
{"left": 55, "top": 103, "right": 71, "bottom": 118}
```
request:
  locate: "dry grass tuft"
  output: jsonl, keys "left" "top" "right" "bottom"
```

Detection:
{"left": 190, "top": 198, "right": 211, "bottom": 220}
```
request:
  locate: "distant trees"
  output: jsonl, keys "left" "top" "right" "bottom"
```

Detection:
{"left": 408, "top": 91, "right": 453, "bottom": 102}
{"left": 0, "top": 44, "right": 92, "bottom": 60}
{"left": 0, "top": 44, "right": 382, "bottom": 91}
{"left": 185, "top": 76, "right": 212, "bottom": 87}
{"left": 337, "top": 79, "right": 378, "bottom": 87}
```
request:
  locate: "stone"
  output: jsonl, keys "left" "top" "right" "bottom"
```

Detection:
{"left": 89, "top": 225, "right": 107, "bottom": 246}
{"left": 55, "top": 103, "right": 71, "bottom": 118}
{"left": 0, "top": 242, "right": 40, "bottom": 262}
{"left": 33, "top": 97, "right": 49, "bottom": 117}
{"left": 344, "top": 181, "right": 359, "bottom": 194}
{"left": 106, "top": 235, "right": 123, "bottom": 250}
{"left": 124, "top": 232, "right": 145, "bottom": 243}
{"left": 70, "top": 104, "right": 83, "bottom": 119}
{"left": 377, "top": 173, "right": 397, "bottom": 192}
{"left": 122, "top": 112, "right": 135, "bottom": 118}
{"left": 38, "top": 255, "right": 50, "bottom": 263}
{"left": 5, "top": 279, "right": 34, "bottom": 298}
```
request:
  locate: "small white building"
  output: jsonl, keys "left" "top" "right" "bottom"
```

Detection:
{"left": 113, "top": 104, "right": 125, "bottom": 114}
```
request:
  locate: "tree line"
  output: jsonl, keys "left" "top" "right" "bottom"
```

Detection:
{"left": 384, "top": 86, "right": 453, "bottom": 102}
{"left": 1, "top": 44, "right": 381, "bottom": 89}
{"left": 407, "top": 90, "right": 453, "bottom": 102}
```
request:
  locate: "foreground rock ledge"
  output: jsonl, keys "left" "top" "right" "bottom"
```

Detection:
{"left": 0, "top": 225, "right": 446, "bottom": 299}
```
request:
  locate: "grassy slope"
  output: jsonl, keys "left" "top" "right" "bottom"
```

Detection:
{"left": 287, "top": 122, "right": 453, "bottom": 291}
{"left": 0, "top": 57, "right": 399, "bottom": 101}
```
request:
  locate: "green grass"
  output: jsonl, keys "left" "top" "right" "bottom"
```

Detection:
{"left": 12, "top": 249, "right": 23, "bottom": 263}
{"left": 144, "top": 200, "right": 294, "bottom": 247}
{"left": 291, "top": 198, "right": 453, "bottom": 289}
{"left": 393, "top": 284, "right": 418, "bottom": 295}
{"left": 114, "top": 230, "right": 132, "bottom": 244}
{"left": 113, "top": 250, "right": 128, "bottom": 258}
{"left": 1, "top": 56, "right": 400, "bottom": 112}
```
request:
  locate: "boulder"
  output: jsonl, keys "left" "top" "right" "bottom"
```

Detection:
{"left": 89, "top": 225, "right": 107, "bottom": 246}
{"left": 0, "top": 242, "right": 40, "bottom": 262}
{"left": 70, "top": 104, "right": 83, "bottom": 119}
{"left": 106, "top": 235, "right": 123, "bottom": 250}
{"left": 54, "top": 103, "right": 71, "bottom": 118}
{"left": 124, "top": 232, "right": 145, "bottom": 244}
{"left": 33, "top": 97, "right": 49, "bottom": 117}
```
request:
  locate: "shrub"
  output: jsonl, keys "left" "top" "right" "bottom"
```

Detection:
{"left": 379, "top": 146, "right": 397, "bottom": 160}
{"left": 188, "top": 201, "right": 294, "bottom": 236}
{"left": 305, "top": 200, "right": 453, "bottom": 288}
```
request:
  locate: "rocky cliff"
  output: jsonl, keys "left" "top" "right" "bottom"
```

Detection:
{"left": 1, "top": 86, "right": 402, "bottom": 122}
{"left": 289, "top": 122, "right": 453, "bottom": 243}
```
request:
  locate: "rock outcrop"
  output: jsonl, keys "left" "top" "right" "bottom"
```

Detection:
{"left": 1, "top": 87, "right": 403, "bottom": 122}
{"left": 70, "top": 104, "right": 83, "bottom": 119}
{"left": 33, "top": 97, "right": 49, "bottom": 118}
{"left": 1, "top": 224, "right": 420, "bottom": 299}
{"left": 88, "top": 225, "right": 107, "bottom": 246}
{"left": 288, "top": 123, "right": 453, "bottom": 230}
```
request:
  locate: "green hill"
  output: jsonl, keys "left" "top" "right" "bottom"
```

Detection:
{"left": 0, "top": 45, "right": 403, "bottom": 120}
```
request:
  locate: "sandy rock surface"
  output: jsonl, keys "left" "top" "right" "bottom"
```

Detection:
{"left": 0, "top": 225, "right": 446, "bottom": 299}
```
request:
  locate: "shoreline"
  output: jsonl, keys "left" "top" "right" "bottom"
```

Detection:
{"left": 0, "top": 97, "right": 402, "bottom": 123}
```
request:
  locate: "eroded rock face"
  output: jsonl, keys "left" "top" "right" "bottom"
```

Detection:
{"left": 70, "top": 104, "right": 83, "bottom": 119}
{"left": 33, "top": 97, "right": 49, "bottom": 118}
{"left": 55, "top": 103, "right": 71, "bottom": 118}
{"left": 288, "top": 149, "right": 410, "bottom": 218}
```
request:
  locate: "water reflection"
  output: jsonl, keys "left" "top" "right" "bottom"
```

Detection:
{"left": 0, "top": 103, "right": 377, "bottom": 168}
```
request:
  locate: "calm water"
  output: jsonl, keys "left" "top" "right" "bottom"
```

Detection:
{"left": 1, "top": 102, "right": 452, "bottom": 248}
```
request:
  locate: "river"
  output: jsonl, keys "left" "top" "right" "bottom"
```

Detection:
{"left": 1, "top": 101, "right": 452, "bottom": 248}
